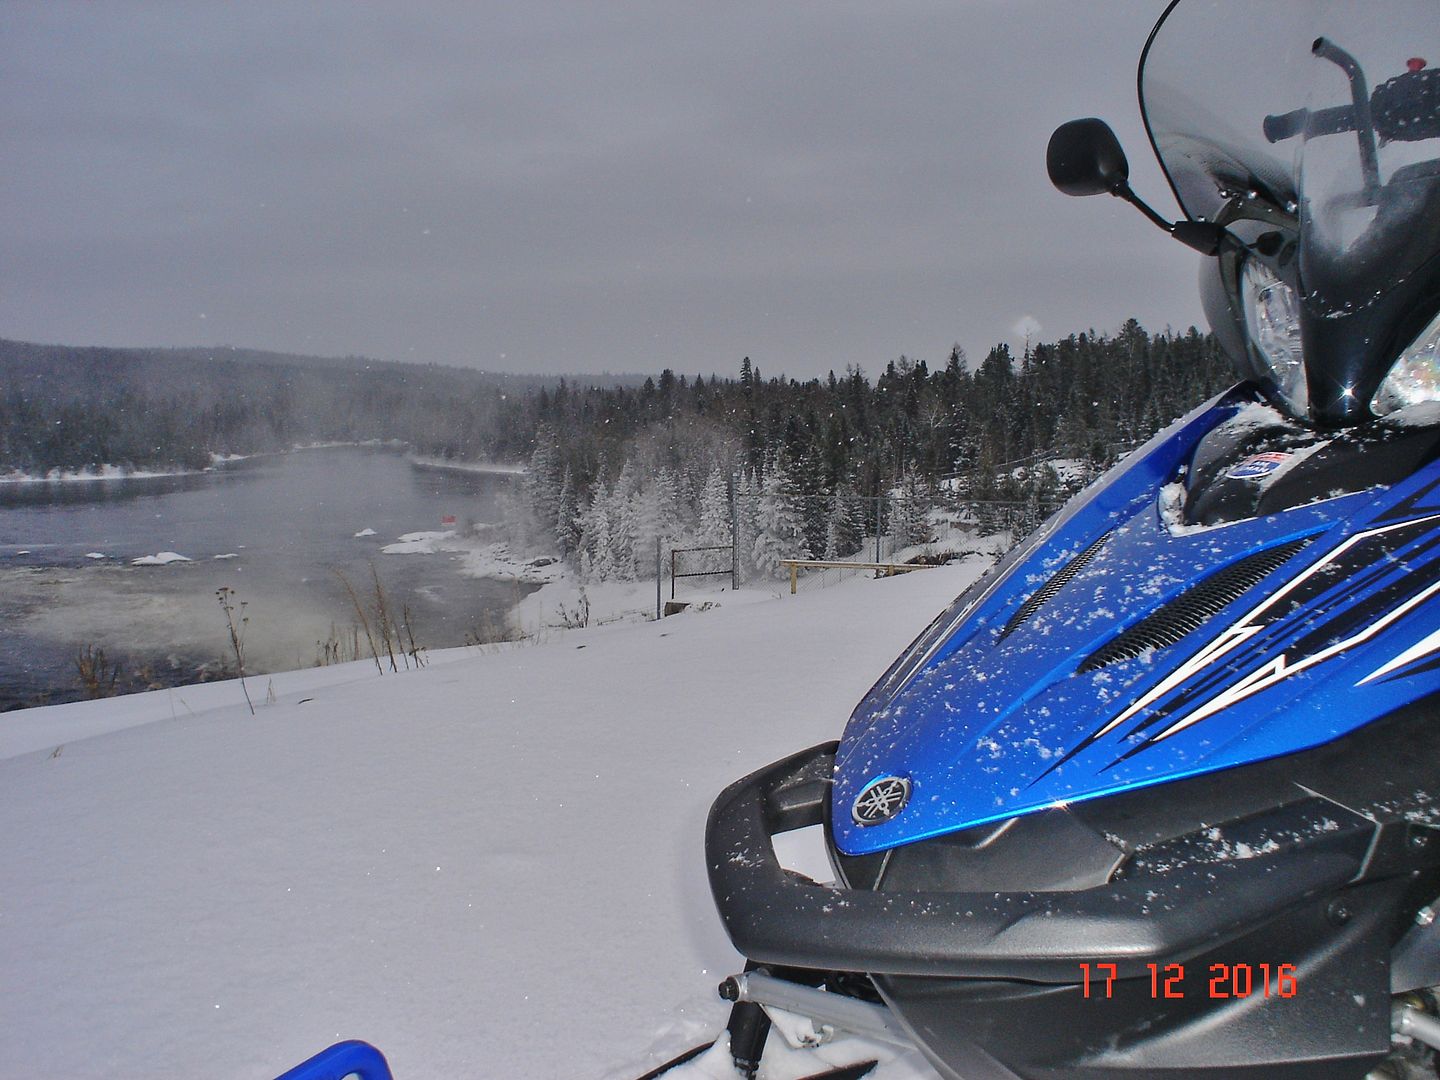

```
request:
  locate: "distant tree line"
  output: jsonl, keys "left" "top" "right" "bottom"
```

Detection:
{"left": 512, "top": 319, "right": 1234, "bottom": 579}
{"left": 0, "top": 340, "right": 559, "bottom": 474}
{"left": 1, "top": 323, "right": 1234, "bottom": 577}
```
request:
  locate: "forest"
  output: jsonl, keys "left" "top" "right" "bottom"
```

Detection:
{"left": 1, "top": 321, "right": 1235, "bottom": 579}
{"left": 510, "top": 319, "right": 1234, "bottom": 579}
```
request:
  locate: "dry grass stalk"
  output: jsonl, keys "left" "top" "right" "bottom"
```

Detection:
{"left": 331, "top": 563, "right": 426, "bottom": 674}
{"left": 215, "top": 586, "right": 255, "bottom": 715}
{"left": 74, "top": 644, "right": 120, "bottom": 699}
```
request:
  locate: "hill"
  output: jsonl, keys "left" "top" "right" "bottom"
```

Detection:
{"left": 0, "top": 338, "right": 645, "bottom": 474}
{"left": 0, "top": 564, "right": 988, "bottom": 1078}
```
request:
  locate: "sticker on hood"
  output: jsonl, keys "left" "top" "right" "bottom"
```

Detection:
{"left": 1228, "top": 451, "right": 1291, "bottom": 480}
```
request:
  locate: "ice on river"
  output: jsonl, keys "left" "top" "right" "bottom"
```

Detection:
{"left": 131, "top": 551, "right": 192, "bottom": 565}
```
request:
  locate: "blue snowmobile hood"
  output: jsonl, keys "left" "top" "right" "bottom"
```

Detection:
{"left": 832, "top": 387, "right": 1440, "bottom": 855}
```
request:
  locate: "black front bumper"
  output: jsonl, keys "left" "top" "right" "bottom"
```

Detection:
{"left": 705, "top": 741, "right": 1369, "bottom": 981}
{"left": 705, "top": 706, "right": 1440, "bottom": 1077}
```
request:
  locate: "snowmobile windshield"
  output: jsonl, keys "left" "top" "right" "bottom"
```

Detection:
{"left": 1140, "top": 0, "right": 1440, "bottom": 424}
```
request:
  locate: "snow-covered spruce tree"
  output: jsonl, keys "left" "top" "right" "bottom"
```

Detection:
{"left": 523, "top": 424, "right": 564, "bottom": 544}
{"left": 734, "top": 467, "right": 763, "bottom": 579}
{"left": 630, "top": 465, "right": 682, "bottom": 575}
{"left": 607, "top": 460, "right": 640, "bottom": 579}
{"left": 555, "top": 466, "right": 581, "bottom": 557}
{"left": 794, "top": 449, "right": 829, "bottom": 561}
{"left": 751, "top": 453, "right": 810, "bottom": 576}
{"left": 579, "top": 478, "right": 619, "bottom": 582}
{"left": 825, "top": 483, "right": 865, "bottom": 559}
{"left": 655, "top": 465, "right": 684, "bottom": 538}
{"left": 891, "top": 472, "right": 931, "bottom": 550}
{"left": 697, "top": 465, "right": 732, "bottom": 547}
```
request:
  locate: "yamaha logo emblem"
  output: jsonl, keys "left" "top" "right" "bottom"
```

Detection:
{"left": 852, "top": 776, "right": 911, "bottom": 825}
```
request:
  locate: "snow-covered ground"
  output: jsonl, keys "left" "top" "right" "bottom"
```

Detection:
{"left": 0, "top": 464, "right": 200, "bottom": 484}
{"left": 382, "top": 528, "right": 567, "bottom": 586}
{"left": 0, "top": 442, "right": 417, "bottom": 485}
{"left": 0, "top": 559, "right": 993, "bottom": 1079}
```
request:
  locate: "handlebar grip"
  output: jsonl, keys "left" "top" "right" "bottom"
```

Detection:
{"left": 1263, "top": 104, "right": 1357, "bottom": 143}
{"left": 1263, "top": 108, "right": 1308, "bottom": 143}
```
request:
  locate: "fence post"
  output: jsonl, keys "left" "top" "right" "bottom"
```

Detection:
{"left": 874, "top": 495, "right": 882, "bottom": 566}
{"left": 656, "top": 537, "right": 662, "bottom": 620}
{"left": 730, "top": 474, "right": 739, "bottom": 590}
{"left": 790, "top": 562, "right": 799, "bottom": 595}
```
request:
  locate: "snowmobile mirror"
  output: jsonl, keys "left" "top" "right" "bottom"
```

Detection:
{"left": 1047, "top": 117, "right": 1226, "bottom": 256}
{"left": 1047, "top": 118, "right": 1130, "bottom": 197}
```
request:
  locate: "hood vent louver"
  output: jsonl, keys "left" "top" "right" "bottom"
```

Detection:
{"left": 1078, "top": 538, "right": 1313, "bottom": 672}
{"left": 1000, "top": 533, "right": 1110, "bottom": 640}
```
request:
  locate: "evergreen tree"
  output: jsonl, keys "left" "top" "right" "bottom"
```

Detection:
{"left": 891, "top": 472, "right": 930, "bottom": 550}
{"left": 555, "top": 466, "right": 581, "bottom": 556}
{"left": 630, "top": 465, "right": 681, "bottom": 572}
{"left": 751, "top": 454, "right": 809, "bottom": 575}
{"left": 578, "top": 479, "right": 617, "bottom": 582}
{"left": 523, "top": 424, "right": 564, "bottom": 540}
{"left": 792, "top": 449, "right": 829, "bottom": 558}
{"left": 734, "top": 467, "right": 763, "bottom": 576}
{"left": 609, "top": 488, "right": 638, "bottom": 580}
{"left": 825, "top": 484, "right": 865, "bottom": 559}
{"left": 698, "top": 466, "right": 732, "bottom": 547}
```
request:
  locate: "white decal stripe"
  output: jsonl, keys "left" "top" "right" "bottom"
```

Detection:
{"left": 1360, "top": 623, "right": 1440, "bottom": 685}
{"left": 1083, "top": 512, "right": 1440, "bottom": 749}
{"left": 1093, "top": 626, "right": 1260, "bottom": 739}
{"left": 1153, "top": 571, "right": 1440, "bottom": 743}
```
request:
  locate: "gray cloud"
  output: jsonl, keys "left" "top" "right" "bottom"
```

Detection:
{"left": 1, "top": 1, "right": 1203, "bottom": 376}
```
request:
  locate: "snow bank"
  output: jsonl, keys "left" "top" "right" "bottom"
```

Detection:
{"left": 0, "top": 464, "right": 197, "bottom": 484}
{"left": 378, "top": 526, "right": 566, "bottom": 586}
{"left": 0, "top": 563, "right": 984, "bottom": 1079}
{"left": 380, "top": 529, "right": 456, "bottom": 554}
{"left": 407, "top": 454, "right": 527, "bottom": 475}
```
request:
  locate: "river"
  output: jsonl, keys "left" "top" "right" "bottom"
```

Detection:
{"left": 0, "top": 447, "right": 533, "bottom": 711}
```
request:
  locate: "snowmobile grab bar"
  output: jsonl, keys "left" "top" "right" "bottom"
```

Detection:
{"left": 705, "top": 742, "right": 1365, "bottom": 982}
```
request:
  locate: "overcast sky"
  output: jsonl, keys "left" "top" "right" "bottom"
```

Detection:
{"left": 0, "top": 1, "right": 1206, "bottom": 378}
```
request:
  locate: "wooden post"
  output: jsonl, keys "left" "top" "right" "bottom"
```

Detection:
{"left": 790, "top": 562, "right": 799, "bottom": 595}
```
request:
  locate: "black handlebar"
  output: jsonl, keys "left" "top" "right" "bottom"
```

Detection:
{"left": 1263, "top": 103, "right": 1360, "bottom": 144}
{"left": 1264, "top": 57, "right": 1440, "bottom": 148}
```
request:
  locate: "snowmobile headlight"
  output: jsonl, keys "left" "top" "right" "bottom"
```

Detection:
{"left": 1241, "top": 260, "right": 1307, "bottom": 412}
{"left": 1373, "top": 308, "right": 1440, "bottom": 416}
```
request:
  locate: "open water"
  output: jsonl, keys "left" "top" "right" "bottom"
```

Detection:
{"left": 0, "top": 447, "right": 532, "bottom": 711}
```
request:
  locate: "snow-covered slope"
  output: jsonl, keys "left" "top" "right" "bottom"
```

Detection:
{"left": 0, "top": 562, "right": 990, "bottom": 1079}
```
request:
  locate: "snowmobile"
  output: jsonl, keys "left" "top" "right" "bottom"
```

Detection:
{"left": 699, "top": 1, "right": 1440, "bottom": 1077}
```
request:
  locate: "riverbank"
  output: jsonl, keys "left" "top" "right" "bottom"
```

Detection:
{"left": 407, "top": 454, "right": 527, "bottom": 475}
{"left": 0, "top": 447, "right": 530, "bottom": 711}
{"left": 0, "top": 439, "right": 454, "bottom": 485}
{"left": 0, "top": 464, "right": 201, "bottom": 485}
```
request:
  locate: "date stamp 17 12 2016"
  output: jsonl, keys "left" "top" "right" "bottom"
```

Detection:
{"left": 1080, "top": 962, "right": 1298, "bottom": 1000}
